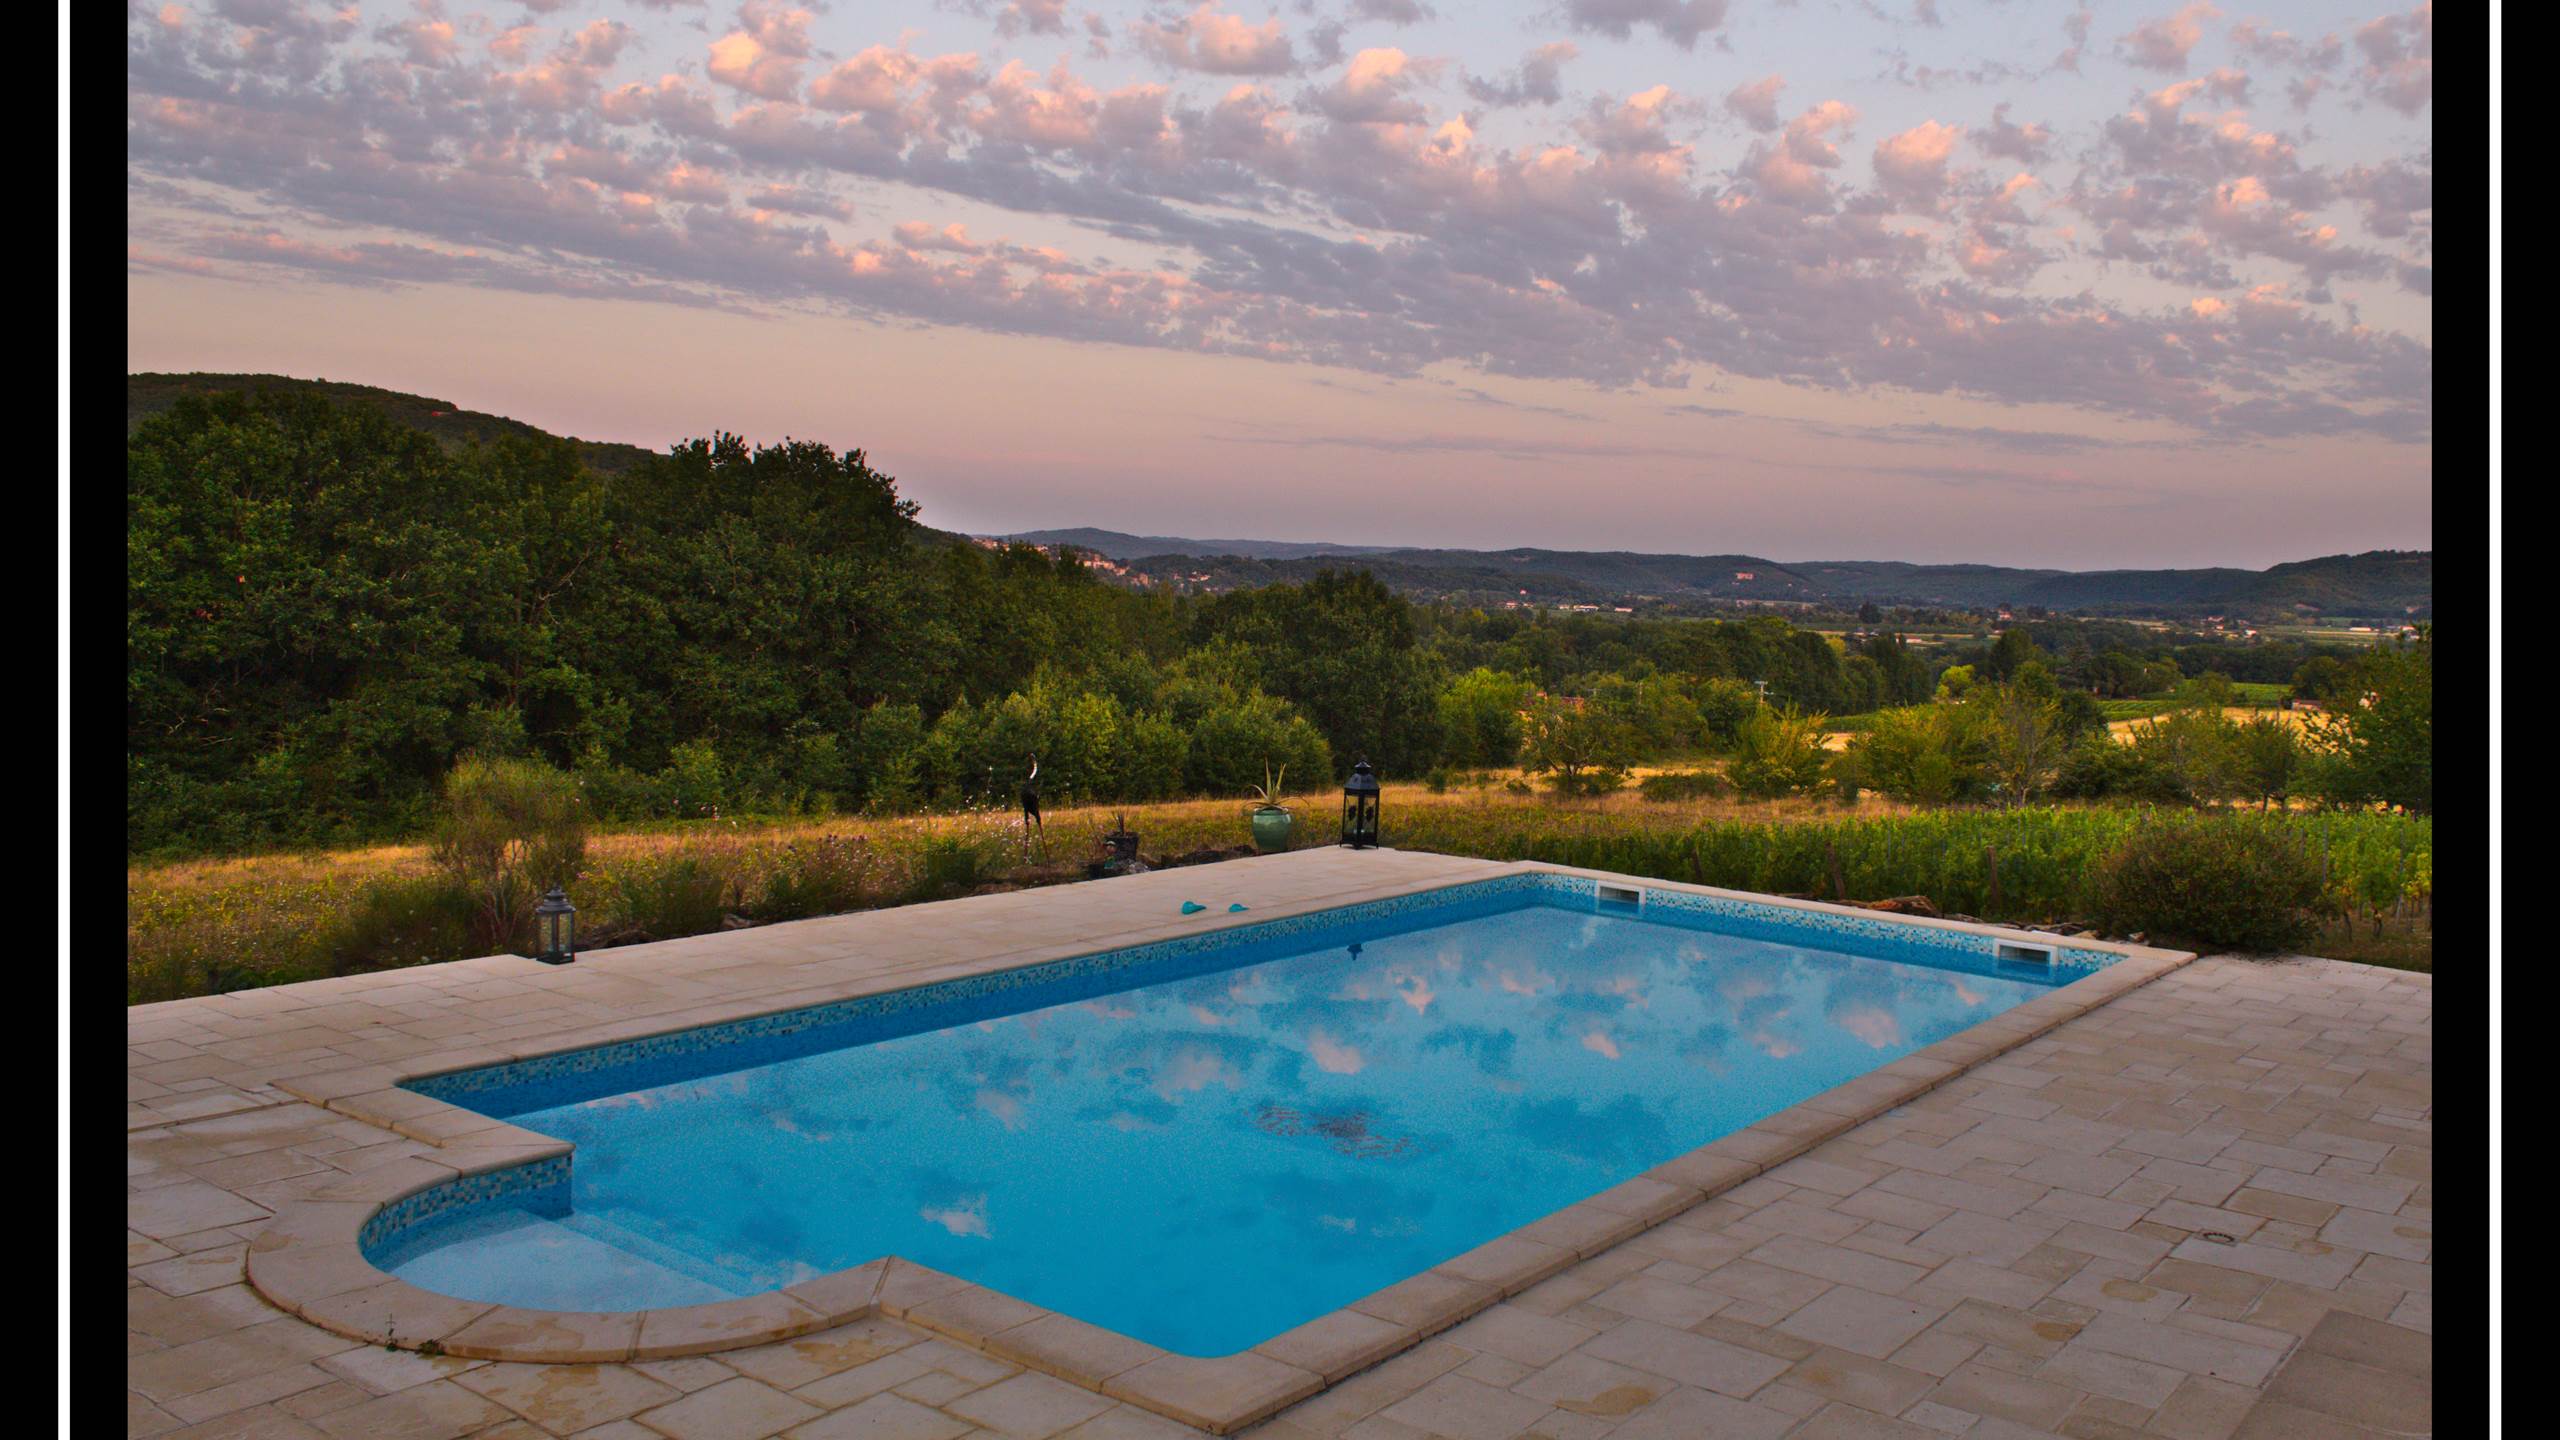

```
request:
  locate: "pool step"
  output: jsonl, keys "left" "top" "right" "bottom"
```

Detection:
{"left": 553, "top": 1208, "right": 764, "bottom": 1299}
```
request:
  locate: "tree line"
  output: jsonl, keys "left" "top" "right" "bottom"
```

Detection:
{"left": 127, "top": 388, "right": 2427, "bottom": 854}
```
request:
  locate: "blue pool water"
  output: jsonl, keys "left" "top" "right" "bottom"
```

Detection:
{"left": 370, "top": 879, "right": 2088, "bottom": 1356}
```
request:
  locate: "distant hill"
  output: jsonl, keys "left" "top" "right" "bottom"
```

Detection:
{"left": 1003, "top": 529, "right": 2429, "bottom": 619}
{"left": 1001, "top": 527, "right": 1393, "bottom": 561}
{"left": 127, "top": 373, "right": 663, "bottom": 476}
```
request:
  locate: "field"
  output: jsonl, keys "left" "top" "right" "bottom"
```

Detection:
{"left": 128, "top": 780, "right": 2433, "bottom": 1003}
{"left": 2104, "top": 704, "right": 2309, "bottom": 741}
{"left": 1821, "top": 696, "right": 2303, "bottom": 750}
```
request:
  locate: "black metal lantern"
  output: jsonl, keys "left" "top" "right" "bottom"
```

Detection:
{"left": 534, "top": 886, "right": 577, "bottom": 965}
{"left": 1340, "top": 758, "right": 1381, "bottom": 849}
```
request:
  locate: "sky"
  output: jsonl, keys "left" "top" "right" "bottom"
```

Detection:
{"left": 125, "top": 0, "right": 2433, "bottom": 569}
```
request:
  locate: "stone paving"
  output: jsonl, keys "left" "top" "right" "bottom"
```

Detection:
{"left": 128, "top": 851, "right": 2431, "bottom": 1439}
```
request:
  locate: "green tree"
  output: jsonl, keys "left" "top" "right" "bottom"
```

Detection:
{"left": 2175, "top": 671, "right": 2237, "bottom": 711}
{"left": 1980, "top": 685, "right": 2063, "bottom": 807}
{"left": 1984, "top": 627, "right": 2042, "bottom": 682}
{"left": 2120, "top": 709, "right": 2243, "bottom": 806}
{"left": 2305, "top": 632, "right": 2431, "bottom": 813}
{"left": 2290, "top": 655, "right": 2354, "bottom": 705}
{"left": 1521, "top": 696, "right": 1636, "bottom": 797}
{"left": 2233, "top": 715, "right": 2303, "bottom": 810}
{"left": 1194, "top": 570, "right": 1444, "bottom": 777}
{"left": 1435, "top": 668, "right": 1532, "bottom": 767}
{"left": 1692, "top": 678, "right": 1763, "bottom": 749}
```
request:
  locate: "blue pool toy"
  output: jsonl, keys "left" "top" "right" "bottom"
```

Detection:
{"left": 1180, "top": 900, "right": 1207, "bottom": 914}
{"left": 1229, "top": 903, "right": 1248, "bottom": 912}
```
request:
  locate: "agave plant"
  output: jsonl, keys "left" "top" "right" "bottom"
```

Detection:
{"left": 1245, "top": 762, "right": 1292, "bottom": 813}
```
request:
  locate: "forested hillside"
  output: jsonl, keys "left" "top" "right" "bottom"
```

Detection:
{"left": 128, "top": 373, "right": 664, "bottom": 476}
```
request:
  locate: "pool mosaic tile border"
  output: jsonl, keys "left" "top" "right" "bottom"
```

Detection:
{"left": 356, "top": 1153, "right": 571, "bottom": 1252}
{"left": 1632, "top": 885, "right": 2117, "bottom": 976}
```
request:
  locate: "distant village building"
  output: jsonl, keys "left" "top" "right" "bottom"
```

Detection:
{"left": 1733, "top": 570, "right": 1755, "bottom": 581}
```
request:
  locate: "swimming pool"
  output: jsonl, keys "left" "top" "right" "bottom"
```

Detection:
{"left": 366, "top": 873, "right": 2109, "bottom": 1357}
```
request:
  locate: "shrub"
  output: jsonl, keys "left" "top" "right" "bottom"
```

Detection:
{"left": 755, "top": 836, "right": 884, "bottom": 921}
{"left": 2051, "top": 732, "right": 2146, "bottom": 800}
{"left": 851, "top": 702, "right": 928, "bottom": 812}
{"left": 664, "top": 739, "right": 730, "bottom": 818}
{"left": 1726, "top": 707, "right": 1832, "bottom": 799}
{"left": 906, "top": 827, "right": 1015, "bottom": 902}
{"left": 2088, "top": 815, "right": 2323, "bottom": 952}
{"left": 608, "top": 854, "right": 734, "bottom": 940}
{"left": 1639, "top": 769, "right": 1729, "bottom": 802}
{"left": 430, "top": 756, "right": 588, "bottom": 955}
{"left": 571, "top": 745, "right": 676, "bottom": 821}
{"left": 316, "top": 876, "right": 481, "bottom": 974}
{"left": 1183, "top": 693, "right": 1333, "bottom": 797}
{"left": 1843, "top": 705, "right": 1987, "bottom": 804}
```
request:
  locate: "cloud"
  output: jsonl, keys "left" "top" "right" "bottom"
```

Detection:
{"left": 1746, "top": 98, "right": 1858, "bottom": 206}
{"left": 1134, "top": 5, "right": 1298, "bottom": 75}
{"left": 706, "top": 1, "right": 813, "bottom": 100}
{"left": 121, "top": 0, "right": 2434, "bottom": 448}
{"left": 1307, "top": 1030, "right": 1365, "bottom": 1073}
{"left": 1872, "top": 119, "right": 1962, "bottom": 207}
{"left": 2353, "top": 1, "right": 2432, "bottom": 115}
{"left": 1303, "top": 46, "right": 1439, "bottom": 123}
{"left": 920, "top": 1196, "right": 990, "bottom": 1237}
{"left": 1724, "top": 73, "right": 1784, "bottom": 132}
{"left": 1466, "top": 41, "right": 1575, "bottom": 108}
{"left": 1973, "top": 104, "right": 2051, "bottom": 163}
{"left": 2119, "top": 2, "right": 2220, "bottom": 73}
{"left": 1560, "top": 0, "right": 1730, "bottom": 50}
{"left": 996, "top": 0, "right": 1071, "bottom": 37}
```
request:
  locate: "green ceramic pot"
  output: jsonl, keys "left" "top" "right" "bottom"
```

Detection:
{"left": 1250, "top": 806, "right": 1296, "bottom": 853}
